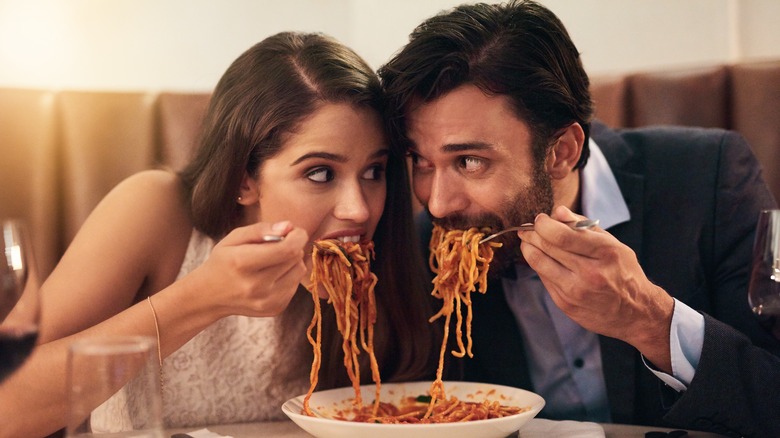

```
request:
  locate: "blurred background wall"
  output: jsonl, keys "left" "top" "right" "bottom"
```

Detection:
{"left": 2, "top": 0, "right": 780, "bottom": 278}
{"left": 1, "top": 0, "right": 779, "bottom": 92}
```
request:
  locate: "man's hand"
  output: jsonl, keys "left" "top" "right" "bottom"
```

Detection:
{"left": 518, "top": 205, "right": 675, "bottom": 372}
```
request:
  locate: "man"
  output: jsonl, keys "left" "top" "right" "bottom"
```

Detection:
{"left": 379, "top": 1, "right": 780, "bottom": 436}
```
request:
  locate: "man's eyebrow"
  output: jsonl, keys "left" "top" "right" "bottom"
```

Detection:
{"left": 441, "top": 142, "right": 493, "bottom": 153}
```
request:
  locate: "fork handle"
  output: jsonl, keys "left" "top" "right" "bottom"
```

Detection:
{"left": 479, "top": 218, "right": 599, "bottom": 243}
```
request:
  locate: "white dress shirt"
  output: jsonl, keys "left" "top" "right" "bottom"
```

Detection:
{"left": 502, "top": 139, "right": 705, "bottom": 421}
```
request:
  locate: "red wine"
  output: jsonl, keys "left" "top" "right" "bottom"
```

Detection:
{"left": 0, "top": 329, "right": 38, "bottom": 382}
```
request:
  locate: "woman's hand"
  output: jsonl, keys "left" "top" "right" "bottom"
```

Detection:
{"left": 182, "top": 221, "right": 309, "bottom": 318}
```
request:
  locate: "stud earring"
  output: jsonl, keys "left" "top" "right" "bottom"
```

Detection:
{"left": 237, "top": 196, "right": 243, "bottom": 203}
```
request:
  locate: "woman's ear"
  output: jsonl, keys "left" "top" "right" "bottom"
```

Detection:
{"left": 237, "top": 171, "right": 260, "bottom": 205}
{"left": 546, "top": 122, "right": 585, "bottom": 180}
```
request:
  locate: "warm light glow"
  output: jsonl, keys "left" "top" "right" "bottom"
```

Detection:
{"left": 0, "top": 1, "right": 74, "bottom": 88}
{"left": 8, "top": 245, "right": 23, "bottom": 271}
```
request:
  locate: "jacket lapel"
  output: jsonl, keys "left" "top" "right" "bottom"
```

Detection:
{"left": 592, "top": 121, "right": 646, "bottom": 423}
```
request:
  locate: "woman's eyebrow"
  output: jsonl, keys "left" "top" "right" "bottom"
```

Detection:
{"left": 291, "top": 151, "right": 347, "bottom": 165}
{"left": 291, "top": 148, "right": 389, "bottom": 166}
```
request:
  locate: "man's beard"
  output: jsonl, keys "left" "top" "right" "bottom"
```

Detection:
{"left": 429, "top": 163, "right": 554, "bottom": 275}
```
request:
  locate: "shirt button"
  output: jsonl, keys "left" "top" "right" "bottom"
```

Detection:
{"left": 573, "top": 358, "right": 584, "bottom": 368}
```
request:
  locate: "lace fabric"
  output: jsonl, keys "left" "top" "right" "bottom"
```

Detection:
{"left": 92, "top": 229, "right": 308, "bottom": 428}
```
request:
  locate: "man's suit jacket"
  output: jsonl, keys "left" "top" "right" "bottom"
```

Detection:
{"left": 424, "top": 121, "right": 780, "bottom": 437}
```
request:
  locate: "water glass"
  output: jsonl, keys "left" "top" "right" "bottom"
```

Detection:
{"left": 66, "top": 336, "right": 164, "bottom": 437}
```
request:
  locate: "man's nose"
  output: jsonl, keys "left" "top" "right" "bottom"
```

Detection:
{"left": 426, "top": 171, "right": 468, "bottom": 219}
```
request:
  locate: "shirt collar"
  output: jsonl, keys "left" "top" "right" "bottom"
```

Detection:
{"left": 580, "top": 139, "right": 631, "bottom": 230}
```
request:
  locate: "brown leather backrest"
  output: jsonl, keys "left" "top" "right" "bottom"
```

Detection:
{"left": 0, "top": 88, "right": 60, "bottom": 276}
{"left": 628, "top": 65, "right": 729, "bottom": 128}
{"left": 0, "top": 90, "right": 213, "bottom": 279}
{"left": 58, "top": 91, "right": 157, "bottom": 243}
{"left": 590, "top": 62, "right": 780, "bottom": 203}
{"left": 157, "top": 92, "right": 211, "bottom": 171}
{"left": 731, "top": 60, "right": 780, "bottom": 205}
{"left": 590, "top": 75, "right": 628, "bottom": 129}
{"left": 2, "top": 60, "right": 778, "bottom": 279}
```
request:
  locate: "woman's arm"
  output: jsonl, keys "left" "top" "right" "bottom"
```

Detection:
{"left": 0, "top": 170, "right": 308, "bottom": 437}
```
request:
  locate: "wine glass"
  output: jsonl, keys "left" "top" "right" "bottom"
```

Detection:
{"left": 748, "top": 209, "right": 780, "bottom": 316}
{"left": 0, "top": 219, "right": 40, "bottom": 383}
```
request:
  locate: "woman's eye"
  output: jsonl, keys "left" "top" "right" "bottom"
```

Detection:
{"left": 362, "top": 164, "right": 385, "bottom": 181}
{"left": 460, "top": 156, "right": 485, "bottom": 173}
{"left": 306, "top": 167, "right": 333, "bottom": 183}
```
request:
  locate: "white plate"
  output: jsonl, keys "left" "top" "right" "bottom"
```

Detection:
{"left": 282, "top": 381, "right": 545, "bottom": 438}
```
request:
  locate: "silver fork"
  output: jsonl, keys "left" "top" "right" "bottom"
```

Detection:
{"left": 479, "top": 218, "right": 599, "bottom": 244}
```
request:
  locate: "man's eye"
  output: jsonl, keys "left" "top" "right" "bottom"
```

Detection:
{"left": 460, "top": 156, "right": 485, "bottom": 173}
{"left": 306, "top": 167, "right": 333, "bottom": 182}
{"left": 407, "top": 152, "right": 432, "bottom": 169}
{"left": 362, "top": 164, "right": 385, "bottom": 181}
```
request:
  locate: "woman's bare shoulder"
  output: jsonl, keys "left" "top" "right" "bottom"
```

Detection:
{"left": 111, "top": 169, "right": 190, "bottom": 233}
{"left": 100, "top": 170, "right": 186, "bottom": 216}
{"left": 111, "top": 169, "right": 183, "bottom": 201}
{"left": 77, "top": 170, "right": 192, "bottom": 263}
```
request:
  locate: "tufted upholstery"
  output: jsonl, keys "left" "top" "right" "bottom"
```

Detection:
{"left": 590, "top": 59, "right": 780, "bottom": 206}
{"left": 1, "top": 59, "right": 779, "bottom": 279}
{"left": 0, "top": 90, "right": 208, "bottom": 277}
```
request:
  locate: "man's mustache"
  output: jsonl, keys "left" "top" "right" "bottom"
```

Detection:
{"left": 426, "top": 209, "right": 505, "bottom": 231}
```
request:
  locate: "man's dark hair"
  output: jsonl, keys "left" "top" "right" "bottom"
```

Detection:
{"left": 379, "top": 0, "right": 593, "bottom": 168}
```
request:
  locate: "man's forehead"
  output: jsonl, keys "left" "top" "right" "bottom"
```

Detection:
{"left": 405, "top": 85, "right": 529, "bottom": 152}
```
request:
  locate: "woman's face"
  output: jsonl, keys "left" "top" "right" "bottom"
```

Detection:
{"left": 245, "top": 102, "right": 388, "bottom": 270}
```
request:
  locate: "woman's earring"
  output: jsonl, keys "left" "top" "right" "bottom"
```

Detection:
{"left": 237, "top": 196, "right": 243, "bottom": 203}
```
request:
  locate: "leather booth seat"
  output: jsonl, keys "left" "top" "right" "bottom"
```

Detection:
{"left": 590, "top": 59, "right": 780, "bottom": 207}
{"left": 1, "top": 59, "right": 779, "bottom": 279}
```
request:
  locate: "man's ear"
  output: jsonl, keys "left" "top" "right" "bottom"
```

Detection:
{"left": 237, "top": 171, "right": 260, "bottom": 205}
{"left": 546, "top": 122, "right": 585, "bottom": 180}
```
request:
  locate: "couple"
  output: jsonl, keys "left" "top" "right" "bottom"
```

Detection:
{"left": 2, "top": 1, "right": 778, "bottom": 437}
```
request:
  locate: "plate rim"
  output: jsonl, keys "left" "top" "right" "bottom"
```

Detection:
{"left": 282, "top": 380, "right": 545, "bottom": 428}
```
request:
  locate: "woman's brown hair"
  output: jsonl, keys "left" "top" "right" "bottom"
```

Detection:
{"left": 179, "top": 32, "right": 438, "bottom": 390}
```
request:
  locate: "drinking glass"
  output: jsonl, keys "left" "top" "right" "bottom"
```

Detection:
{"left": 748, "top": 209, "right": 780, "bottom": 316}
{"left": 66, "top": 336, "right": 164, "bottom": 438}
{"left": 0, "top": 219, "right": 39, "bottom": 383}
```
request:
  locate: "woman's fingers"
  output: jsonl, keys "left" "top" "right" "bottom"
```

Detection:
{"left": 220, "top": 220, "right": 294, "bottom": 246}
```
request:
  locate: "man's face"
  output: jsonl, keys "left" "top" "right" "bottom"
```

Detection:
{"left": 406, "top": 84, "right": 553, "bottom": 267}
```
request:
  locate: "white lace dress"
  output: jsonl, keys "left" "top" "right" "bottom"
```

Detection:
{"left": 91, "top": 230, "right": 309, "bottom": 429}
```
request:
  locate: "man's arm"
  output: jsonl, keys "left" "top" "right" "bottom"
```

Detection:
{"left": 664, "top": 314, "right": 780, "bottom": 437}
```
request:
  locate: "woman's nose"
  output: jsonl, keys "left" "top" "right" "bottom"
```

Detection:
{"left": 333, "top": 182, "right": 371, "bottom": 223}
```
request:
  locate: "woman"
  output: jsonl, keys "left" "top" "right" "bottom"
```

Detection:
{"left": 0, "top": 32, "right": 437, "bottom": 436}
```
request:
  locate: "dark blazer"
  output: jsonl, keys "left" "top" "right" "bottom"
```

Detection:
{"left": 424, "top": 121, "right": 780, "bottom": 437}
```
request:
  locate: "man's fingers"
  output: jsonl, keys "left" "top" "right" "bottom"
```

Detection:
{"left": 521, "top": 213, "right": 603, "bottom": 261}
{"left": 550, "top": 205, "right": 584, "bottom": 223}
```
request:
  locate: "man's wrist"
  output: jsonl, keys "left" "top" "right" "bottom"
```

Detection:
{"left": 668, "top": 299, "right": 705, "bottom": 386}
{"left": 630, "top": 285, "right": 675, "bottom": 373}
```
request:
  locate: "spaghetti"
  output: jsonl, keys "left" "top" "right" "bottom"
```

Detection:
{"left": 304, "top": 240, "right": 381, "bottom": 417}
{"left": 337, "top": 393, "right": 528, "bottom": 423}
{"left": 302, "top": 229, "right": 523, "bottom": 424}
{"left": 425, "top": 224, "right": 502, "bottom": 417}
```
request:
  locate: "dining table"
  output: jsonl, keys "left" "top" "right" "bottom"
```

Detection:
{"left": 168, "top": 419, "right": 729, "bottom": 438}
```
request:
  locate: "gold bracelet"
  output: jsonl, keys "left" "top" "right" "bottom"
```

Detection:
{"left": 146, "top": 296, "right": 164, "bottom": 399}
